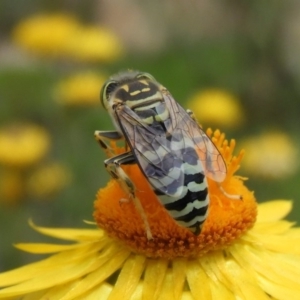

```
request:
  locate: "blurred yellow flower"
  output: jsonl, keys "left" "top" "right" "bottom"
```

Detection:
{"left": 240, "top": 131, "right": 299, "bottom": 179}
{"left": 0, "top": 169, "right": 25, "bottom": 205}
{"left": 0, "top": 123, "right": 51, "bottom": 168}
{"left": 27, "top": 162, "right": 71, "bottom": 198}
{"left": 66, "top": 26, "right": 123, "bottom": 62}
{"left": 12, "top": 13, "right": 80, "bottom": 57}
{"left": 0, "top": 130, "right": 300, "bottom": 299}
{"left": 12, "top": 13, "right": 123, "bottom": 62}
{"left": 187, "top": 89, "right": 244, "bottom": 128}
{"left": 55, "top": 72, "right": 106, "bottom": 106}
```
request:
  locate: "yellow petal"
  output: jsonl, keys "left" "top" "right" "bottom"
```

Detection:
{"left": 214, "top": 253, "right": 270, "bottom": 300}
{"left": 199, "top": 255, "right": 235, "bottom": 300}
{"left": 157, "top": 270, "right": 175, "bottom": 300}
{"left": 29, "top": 219, "right": 103, "bottom": 241}
{"left": 22, "top": 288, "right": 51, "bottom": 299}
{"left": 34, "top": 279, "right": 80, "bottom": 299}
{"left": 107, "top": 254, "right": 146, "bottom": 300}
{"left": 0, "top": 241, "right": 114, "bottom": 288}
{"left": 233, "top": 244, "right": 300, "bottom": 296}
{"left": 249, "top": 247, "right": 300, "bottom": 288}
{"left": 246, "top": 232, "right": 300, "bottom": 255}
{"left": 251, "top": 220, "right": 295, "bottom": 235}
{"left": 181, "top": 292, "right": 194, "bottom": 300}
{"left": 0, "top": 253, "right": 102, "bottom": 297}
{"left": 171, "top": 259, "right": 187, "bottom": 300}
{"left": 257, "top": 200, "right": 292, "bottom": 223}
{"left": 210, "top": 281, "right": 235, "bottom": 300}
{"left": 284, "top": 227, "right": 300, "bottom": 237}
{"left": 59, "top": 248, "right": 131, "bottom": 300}
{"left": 130, "top": 283, "right": 143, "bottom": 300}
{"left": 257, "top": 274, "right": 300, "bottom": 300}
{"left": 186, "top": 260, "right": 212, "bottom": 300}
{"left": 0, "top": 245, "right": 126, "bottom": 298}
{"left": 73, "top": 282, "right": 112, "bottom": 300}
{"left": 143, "top": 259, "right": 168, "bottom": 300}
{"left": 0, "top": 249, "right": 79, "bottom": 287}
{"left": 14, "top": 242, "right": 86, "bottom": 254}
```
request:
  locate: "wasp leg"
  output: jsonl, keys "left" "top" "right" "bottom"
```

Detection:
{"left": 94, "top": 130, "right": 123, "bottom": 157}
{"left": 104, "top": 151, "right": 136, "bottom": 193}
{"left": 104, "top": 152, "right": 153, "bottom": 240}
{"left": 218, "top": 184, "right": 243, "bottom": 200}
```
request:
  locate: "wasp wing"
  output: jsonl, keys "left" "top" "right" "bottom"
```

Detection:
{"left": 116, "top": 105, "right": 187, "bottom": 198}
{"left": 163, "top": 93, "right": 227, "bottom": 183}
{"left": 115, "top": 91, "right": 226, "bottom": 198}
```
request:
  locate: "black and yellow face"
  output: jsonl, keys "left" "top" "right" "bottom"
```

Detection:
{"left": 100, "top": 71, "right": 162, "bottom": 112}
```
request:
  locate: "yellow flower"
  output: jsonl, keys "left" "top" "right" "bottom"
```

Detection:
{"left": 27, "top": 162, "right": 72, "bottom": 198}
{"left": 0, "top": 130, "right": 300, "bottom": 299}
{"left": 12, "top": 13, "right": 80, "bottom": 57}
{"left": 12, "top": 13, "right": 123, "bottom": 62}
{"left": 66, "top": 26, "right": 123, "bottom": 62}
{"left": 240, "top": 131, "right": 299, "bottom": 179}
{"left": 187, "top": 89, "right": 244, "bottom": 128}
{"left": 54, "top": 72, "right": 106, "bottom": 106}
{"left": 0, "top": 123, "right": 51, "bottom": 168}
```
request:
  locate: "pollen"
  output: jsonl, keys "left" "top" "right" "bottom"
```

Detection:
{"left": 94, "top": 129, "right": 257, "bottom": 259}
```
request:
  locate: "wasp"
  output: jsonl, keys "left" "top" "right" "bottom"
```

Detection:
{"left": 95, "top": 71, "right": 241, "bottom": 239}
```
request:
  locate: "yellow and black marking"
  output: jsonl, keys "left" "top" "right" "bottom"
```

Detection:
{"left": 96, "top": 70, "right": 240, "bottom": 239}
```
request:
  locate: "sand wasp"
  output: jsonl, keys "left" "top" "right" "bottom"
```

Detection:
{"left": 95, "top": 71, "right": 241, "bottom": 239}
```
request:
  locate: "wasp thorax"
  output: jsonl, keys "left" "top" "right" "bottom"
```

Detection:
{"left": 113, "top": 80, "right": 163, "bottom": 110}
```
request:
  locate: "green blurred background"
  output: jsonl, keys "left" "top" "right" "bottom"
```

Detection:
{"left": 0, "top": 0, "right": 299, "bottom": 271}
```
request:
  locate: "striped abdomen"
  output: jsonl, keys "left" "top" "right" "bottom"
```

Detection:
{"left": 154, "top": 153, "right": 209, "bottom": 235}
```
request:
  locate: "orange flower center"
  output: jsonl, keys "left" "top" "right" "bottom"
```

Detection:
{"left": 94, "top": 130, "right": 257, "bottom": 259}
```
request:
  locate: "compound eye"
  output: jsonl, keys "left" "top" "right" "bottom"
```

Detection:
{"left": 100, "top": 80, "right": 118, "bottom": 109}
{"left": 136, "top": 72, "right": 156, "bottom": 82}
